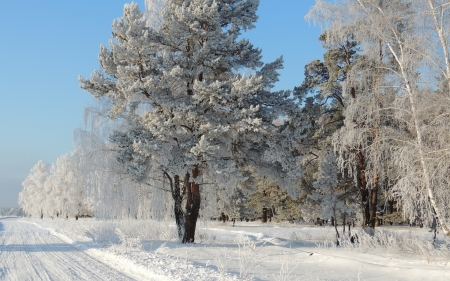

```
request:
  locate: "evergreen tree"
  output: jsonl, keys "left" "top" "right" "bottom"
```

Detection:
{"left": 294, "top": 33, "right": 361, "bottom": 226}
{"left": 80, "top": 1, "right": 301, "bottom": 243}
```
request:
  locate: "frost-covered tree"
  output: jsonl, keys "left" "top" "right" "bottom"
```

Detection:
{"left": 48, "top": 154, "right": 89, "bottom": 219}
{"left": 19, "top": 161, "right": 50, "bottom": 218}
{"left": 19, "top": 156, "right": 92, "bottom": 219}
{"left": 306, "top": 1, "right": 405, "bottom": 231}
{"left": 307, "top": 0, "right": 450, "bottom": 236}
{"left": 308, "top": 151, "right": 353, "bottom": 245}
{"left": 295, "top": 32, "right": 373, "bottom": 227}
{"left": 247, "top": 176, "right": 301, "bottom": 223}
{"left": 79, "top": 1, "right": 301, "bottom": 243}
{"left": 72, "top": 111, "right": 169, "bottom": 221}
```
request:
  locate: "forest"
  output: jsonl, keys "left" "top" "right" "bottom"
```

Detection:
{"left": 18, "top": 0, "right": 450, "bottom": 246}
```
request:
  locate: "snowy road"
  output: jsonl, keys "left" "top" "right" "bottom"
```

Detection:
{"left": 2, "top": 217, "right": 449, "bottom": 280}
{"left": 0, "top": 218, "right": 141, "bottom": 281}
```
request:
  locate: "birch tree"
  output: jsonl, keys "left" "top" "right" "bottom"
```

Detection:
{"left": 308, "top": 0, "right": 450, "bottom": 236}
{"left": 19, "top": 161, "right": 50, "bottom": 218}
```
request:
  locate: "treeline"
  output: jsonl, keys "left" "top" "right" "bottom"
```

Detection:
{"left": 19, "top": 0, "right": 450, "bottom": 243}
{"left": 0, "top": 207, "right": 23, "bottom": 217}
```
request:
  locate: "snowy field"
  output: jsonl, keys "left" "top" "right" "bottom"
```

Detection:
{"left": 0, "top": 217, "right": 449, "bottom": 281}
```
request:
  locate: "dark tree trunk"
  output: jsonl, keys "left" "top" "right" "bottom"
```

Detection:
{"left": 182, "top": 166, "right": 201, "bottom": 243}
{"left": 357, "top": 150, "right": 370, "bottom": 227}
{"left": 334, "top": 210, "right": 340, "bottom": 246}
{"left": 262, "top": 208, "right": 268, "bottom": 223}
{"left": 369, "top": 181, "right": 378, "bottom": 228}
{"left": 388, "top": 199, "right": 395, "bottom": 214}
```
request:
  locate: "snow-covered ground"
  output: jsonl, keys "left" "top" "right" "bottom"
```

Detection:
{"left": 0, "top": 217, "right": 449, "bottom": 280}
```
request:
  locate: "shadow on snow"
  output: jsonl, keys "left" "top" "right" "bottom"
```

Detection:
{"left": 0, "top": 243, "right": 82, "bottom": 253}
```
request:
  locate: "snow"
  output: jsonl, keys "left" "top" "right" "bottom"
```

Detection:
{"left": 1, "top": 217, "right": 449, "bottom": 281}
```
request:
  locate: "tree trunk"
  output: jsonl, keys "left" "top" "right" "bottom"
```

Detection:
{"left": 357, "top": 150, "right": 370, "bottom": 227}
{"left": 262, "top": 208, "right": 268, "bottom": 223}
{"left": 427, "top": 0, "right": 450, "bottom": 91}
{"left": 388, "top": 199, "right": 394, "bottom": 214}
{"left": 334, "top": 209, "right": 340, "bottom": 246}
{"left": 173, "top": 175, "right": 184, "bottom": 239}
{"left": 387, "top": 41, "right": 450, "bottom": 237}
{"left": 370, "top": 43, "right": 382, "bottom": 229}
{"left": 182, "top": 166, "right": 201, "bottom": 243}
{"left": 369, "top": 177, "right": 378, "bottom": 228}
{"left": 343, "top": 214, "right": 346, "bottom": 233}
{"left": 164, "top": 172, "right": 185, "bottom": 240}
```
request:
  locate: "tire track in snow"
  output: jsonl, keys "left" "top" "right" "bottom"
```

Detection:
{"left": 0, "top": 218, "right": 158, "bottom": 281}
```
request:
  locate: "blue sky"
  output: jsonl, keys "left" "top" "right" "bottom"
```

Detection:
{"left": 0, "top": 0, "right": 323, "bottom": 207}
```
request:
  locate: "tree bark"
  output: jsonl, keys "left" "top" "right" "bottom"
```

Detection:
{"left": 182, "top": 166, "right": 201, "bottom": 243}
{"left": 369, "top": 175, "right": 378, "bottom": 228}
{"left": 369, "top": 40, "right": 382, "bottom": 229}
{"left": 262, "top": 208, "right": 268, "bottom": 223}
{"left": 334, "top": 209, "right": 340, "bottom": 246}
{"left": 357, "top": 150, "right": 370, "bottom": 227}
{"left": 343, "top": 214, "right": 346, "bottom": 233}
{"left": 173, "top": 175, "right": 184, "bottom": 239}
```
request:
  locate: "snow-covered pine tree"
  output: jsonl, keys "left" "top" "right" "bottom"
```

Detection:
{"left": 80, "top": 1, "right": 300, "bottom": 243}
{"left": 294, "top": 33, "right": 364, "bottom": 227}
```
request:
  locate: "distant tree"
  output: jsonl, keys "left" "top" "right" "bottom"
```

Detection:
{"left": 48, "top": 154, "right": 89, "bottom": 219}
{"left": 19, "top": 161, "right": 50, "bottom": 218}
{"left": 308, "top": 151, "right": 353, "bottom": 245}
{"left": 247, "top": 176, "right": 301, "bottom": 223}
{"left": 72, "top": 113, "right": 170, "bottom": 221}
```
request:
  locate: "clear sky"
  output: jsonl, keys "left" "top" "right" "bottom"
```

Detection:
{"left": 0, "top": 0, "right": 323, "bottom": 207}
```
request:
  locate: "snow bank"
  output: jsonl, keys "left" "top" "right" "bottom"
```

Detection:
{"left": 20, "top": 218, "right": 450, "bottom": 280}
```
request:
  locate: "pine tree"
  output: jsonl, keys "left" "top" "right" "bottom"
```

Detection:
{"left": 295, "top": 33, "right": 363, "bottom": 226}
{"left": 80, "top": 1, "right": 300, "bottom": 243}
